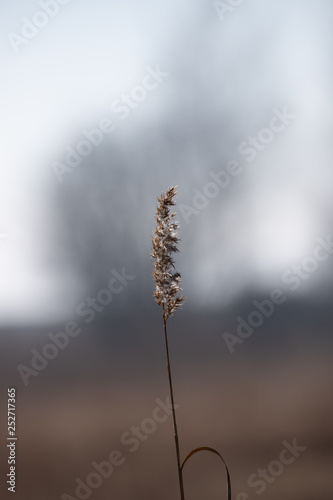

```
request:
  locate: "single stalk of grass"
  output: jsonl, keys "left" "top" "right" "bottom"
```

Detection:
{"left": 151, "top": 186, "right": 232, "bottom": 500}
{"left": 151, "top": 186, "right": 185, "bottom": 499}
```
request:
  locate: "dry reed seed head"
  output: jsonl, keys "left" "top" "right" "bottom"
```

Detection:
{"left": 151, "top": 186, "right": 185, "bottom": 321}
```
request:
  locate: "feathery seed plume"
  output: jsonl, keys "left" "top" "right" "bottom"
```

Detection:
{"left": 151, "top": 186, "right": 185, "bottom": 322}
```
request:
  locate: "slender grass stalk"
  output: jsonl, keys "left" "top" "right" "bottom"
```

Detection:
{"left": 151, "top": 186, "right": 231, "bottom": 500}
{"left": 163, "top": 305, "right": 185, "bottom": 500}
{"left": 151, "top": 186, "right": 185, "bottom": 499}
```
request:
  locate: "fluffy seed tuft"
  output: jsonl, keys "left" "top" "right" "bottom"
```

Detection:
{"left": 151, "top": 186, "right": 185, "bottom": 322}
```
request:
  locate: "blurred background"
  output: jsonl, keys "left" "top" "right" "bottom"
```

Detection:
{"left": 1, "top": 0, "right": 332, "bottom": 498}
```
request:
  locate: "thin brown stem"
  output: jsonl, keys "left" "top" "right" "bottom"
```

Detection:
{"left": 162, "top": 305, "right": 185, "bottom": 500}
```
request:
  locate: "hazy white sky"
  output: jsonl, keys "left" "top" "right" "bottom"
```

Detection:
{"left": 1, "top": 0, "right": 332, "bottom": 323}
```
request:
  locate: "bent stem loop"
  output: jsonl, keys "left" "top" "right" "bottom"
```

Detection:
{"left": 181, "top": 446, "right": 232, "bottom": 500}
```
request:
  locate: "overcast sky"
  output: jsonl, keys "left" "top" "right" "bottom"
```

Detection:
{"left": 1, "top": 0, "right": 332, "bottom": 324}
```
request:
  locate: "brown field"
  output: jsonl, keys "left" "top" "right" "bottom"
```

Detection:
{"left": 1, "top": 350, "right": 332, "bottom": 500}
